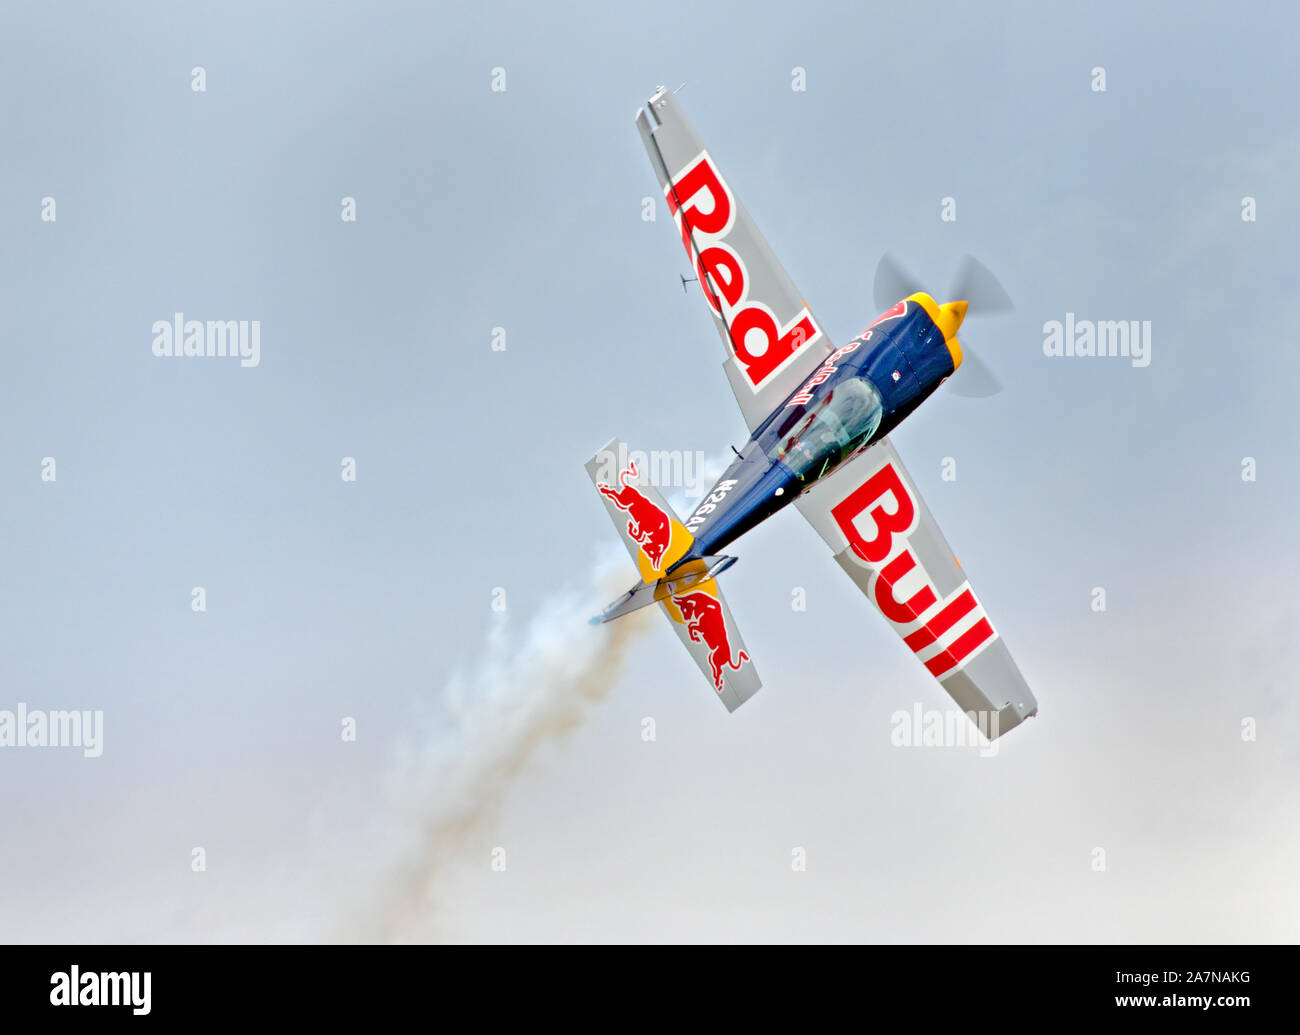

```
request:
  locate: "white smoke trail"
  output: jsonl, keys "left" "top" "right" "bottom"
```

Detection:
{"left": 29, "top": 462, "right": 734, "bottom": 944}
{"left": 335, "top": 457, "right": 743, "bottom": 942}
{"left": 340, "top": 545, "right": 653, "bottom": 942}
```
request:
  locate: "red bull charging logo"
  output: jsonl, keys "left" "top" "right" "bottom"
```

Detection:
{"left": 671, "top": 590, "right": 750, "bottom": 692}
{"left": 596, "top": 462, "right": 674, "bottom": 570}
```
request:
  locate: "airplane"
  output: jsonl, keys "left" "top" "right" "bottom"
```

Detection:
{"left": 585, "top": 86, "right": 1037, "bottom": 739}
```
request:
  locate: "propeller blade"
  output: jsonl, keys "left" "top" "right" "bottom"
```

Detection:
{"left": 948, "top": 345, "right": 1002, "bottom": 398}
{"left": 950, "top": 255, "right": 1014, "bottom": 315}
{"left": 873, "top": 252, "right": 925, "bottom": 312}
{"left": 873, "top": 253, "right": 1010, "bottom": 397}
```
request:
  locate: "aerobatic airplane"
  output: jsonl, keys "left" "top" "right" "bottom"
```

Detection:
{"left": 586, "top": 86, "right": 1037, "bottom": 738}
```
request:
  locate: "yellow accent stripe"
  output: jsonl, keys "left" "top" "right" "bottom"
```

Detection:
{"left": 636, "top": 519, "right": 694, "bottom": 584}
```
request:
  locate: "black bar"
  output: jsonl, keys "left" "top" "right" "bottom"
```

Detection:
{"left": 0, "top": 944, "right": 1290, "bottom": 1023}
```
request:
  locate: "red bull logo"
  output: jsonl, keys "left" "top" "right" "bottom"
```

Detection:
{"left": 666, "top": 151, "right": 823, "bottom": 390}
{"left": 830, "top": 460, "right": 997, "bottom": 678}
{"left": 597, "top": 462, "right": 674, "bottom": 570}
{"left": 671, "top": 590, "right": 750, "bottom": 692}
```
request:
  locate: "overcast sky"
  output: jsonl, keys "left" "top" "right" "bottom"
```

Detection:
{"left": 2, "top": 0, "right": 1298, "bottom": 942}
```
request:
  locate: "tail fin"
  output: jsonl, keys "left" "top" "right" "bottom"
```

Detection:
{"left": 585, "top": 439, "right": 695, "bottom": 582}
{"left": 586, "top": 440, "right": 761, "bottom": 712}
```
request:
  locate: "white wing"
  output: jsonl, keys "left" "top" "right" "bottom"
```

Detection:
{"left": 636, "top": 87, "right": 834, "bottom": 432}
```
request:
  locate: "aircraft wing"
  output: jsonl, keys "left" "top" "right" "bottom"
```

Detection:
{"left": 794, "top": 438, "right": 1038, "bottom": 739}
{"left": 636, "top": 87, "right": 834, "bottom": 432}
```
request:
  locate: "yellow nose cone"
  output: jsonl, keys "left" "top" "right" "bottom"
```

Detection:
{"left": 938, "top": 300, "right": 968, "bottom": 337}
{"left": 937, "top": 300, "right": 967, "bottom": 369}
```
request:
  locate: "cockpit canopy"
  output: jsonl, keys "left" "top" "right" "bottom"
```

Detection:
{"left": 758, "top": 375, "right": 884, "bottom": 482}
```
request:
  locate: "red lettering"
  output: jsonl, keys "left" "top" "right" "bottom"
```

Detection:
{"left": 923, "top": 618, "right": 995, "bottom": 677}
{"left": 729, "top": 306, "right": 817, "bottom": 385}
{"left": 667, "top": 156, "right": 732, "bottom": 236}
{"left": 873, "top": 551, "right": 938, "bottom": 624}
{"left": 700, "top": 246, "right": 744, "bottom": 309}
{"left": 667, "top": 152, "right": 820, "bottom": 390}
{"left": 831, "top": 463, "right": 916, "bottom": 565}
{"left": 904, "top": 588, "right": 977, "bottom": 651}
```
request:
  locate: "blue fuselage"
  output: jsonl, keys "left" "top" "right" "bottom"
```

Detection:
{"left": 671, "top": 297, "right": 957, "bottom": 568}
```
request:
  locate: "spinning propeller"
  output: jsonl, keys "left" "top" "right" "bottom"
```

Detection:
{"left": 872, "top": 253, "right": 1014, "bottom": 398}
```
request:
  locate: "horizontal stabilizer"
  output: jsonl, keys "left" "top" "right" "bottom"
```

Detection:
{"left": 585, "top": 439, "right": 694, "bottom": 582}
{"left": 586, "top": 439, "right": 760, "bottom": 712}
{"left": 657, "top": 557, "right": 760, "bottom": 712}
{"left": 594, "top": 555, "right": 738, "bottom": 624}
